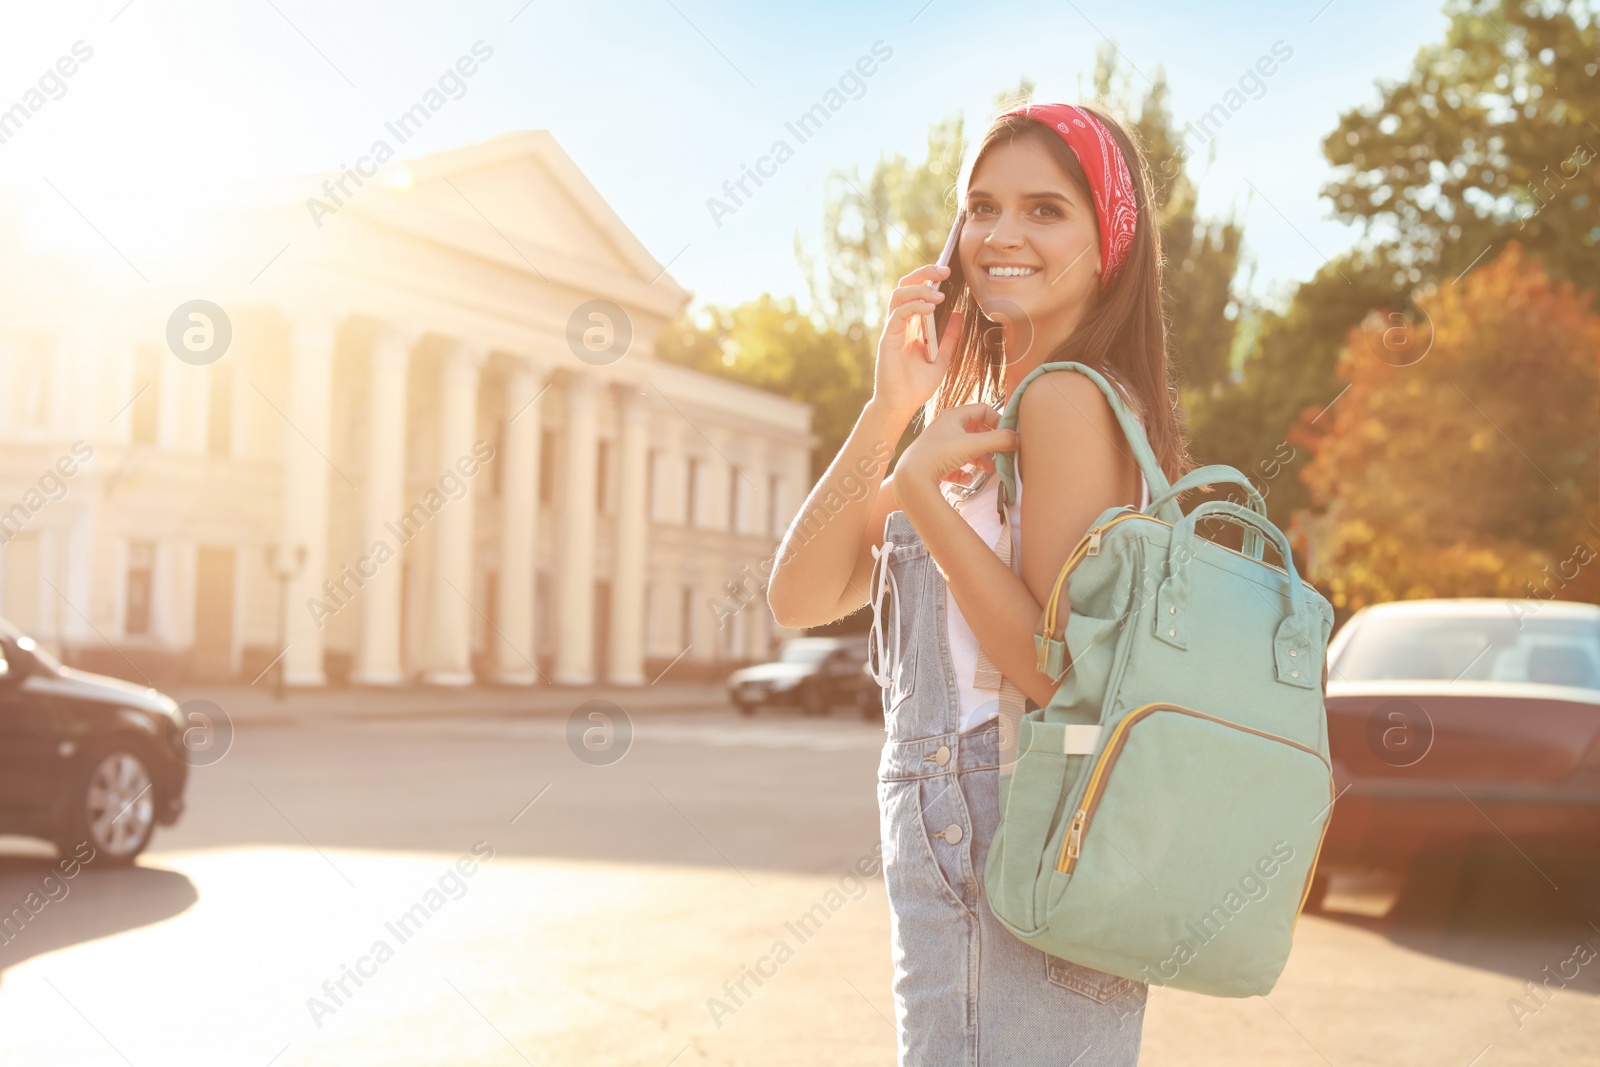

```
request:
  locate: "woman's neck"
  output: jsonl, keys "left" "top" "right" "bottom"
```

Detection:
{"left": 994, "top": 302, "right": 1089, "bottom": 404}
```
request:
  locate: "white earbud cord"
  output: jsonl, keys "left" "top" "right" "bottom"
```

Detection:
{"left": 867, "top": 540, "right": 900, "bottom": 689}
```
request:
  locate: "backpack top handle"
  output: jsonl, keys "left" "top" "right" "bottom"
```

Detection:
{"left": 994, "top": 361, "right": 1180, "bottom": 525}
{"left": 1146, "top": 464, "right": 1269, "bottom": 560}
{"left": 1156, "top": 498, "right": 1322, "bottom": 689}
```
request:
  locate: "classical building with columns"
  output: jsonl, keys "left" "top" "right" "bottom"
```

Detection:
{"left": 0, "top": 132, "right": 815, "bottom": 686}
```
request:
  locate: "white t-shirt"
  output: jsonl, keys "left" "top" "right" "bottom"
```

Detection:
{"left": 945, "top": 414, "right": 1152, "bottom": 735}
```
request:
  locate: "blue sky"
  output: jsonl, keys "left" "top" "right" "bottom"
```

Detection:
{"left": 0, "top": 0, "right": 1450, "bottom": 314}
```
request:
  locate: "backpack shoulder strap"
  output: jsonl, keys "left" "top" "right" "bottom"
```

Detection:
{"left": 993, "top": 361, "right": 1179, "bottom": 524}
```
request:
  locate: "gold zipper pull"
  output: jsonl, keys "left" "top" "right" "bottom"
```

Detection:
{"left": 1066, "top": 809, "right": 1087, "bottom": 859}
{"left": 1085, "top": 529, "right": 1103, "bottom": 557}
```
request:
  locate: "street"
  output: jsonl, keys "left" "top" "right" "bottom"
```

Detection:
{"left": 1, "top": 706, "right": 1597, "bottom": 1066}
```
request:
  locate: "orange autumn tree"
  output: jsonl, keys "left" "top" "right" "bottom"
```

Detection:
{"left": 1290, "top": 243, "right": 1600, "bottom": 614}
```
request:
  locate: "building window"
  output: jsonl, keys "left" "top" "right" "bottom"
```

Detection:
{"left": 680, "top": 584, "right": 693, "bottom": 649}
{"left": 596, "top": 439, "right": 611, "bottom": 514}
{"left": 538, "top": 429, "right": 556, "bottom": 505}
{"left": 491, "top": 419, "right": 504, "bottom": 497}
{"left": 206, "top": 360, "right": 233, "bottom": 457}
{"left": 131, "top": 346, "right": 160, "bottom": 446}
{"left": 3, "top": 532, "right": 39, "bottom": 632}
{"left": 685, "top": 457, "right": 699, "bottom": 527}
{"left": 535, "top": 569, "right": 552, "bottom": 658}
{"left": 643, "top": 582, "right": 653, "bottom": 656}
{"left": 126, "top": 541, "right": 155, "bottom": 636}
{"left": 645, "top": 448, "right": 657, "bottom": 520}
{"left": 400, "top": 561, "right": 412, "bottom": 667}
{"left": 483, "top": 569, "right": 499, "bottom": 657}
{"left": 728, "top": 465, "right": 741, "bottom": 532}
{"left": 767, "top": 472, "right": 783, "bottom": 538}
{"left": 593, "top": 578, "right": 611, "bottom": 679}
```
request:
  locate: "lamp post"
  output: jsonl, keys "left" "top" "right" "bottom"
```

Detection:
{"left": 265, "top": 543, "right": 307, "bottom": 701}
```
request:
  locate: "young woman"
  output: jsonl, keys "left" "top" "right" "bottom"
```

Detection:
{"left": 768, "top": 101, "right": 1197, "bottom": 1066}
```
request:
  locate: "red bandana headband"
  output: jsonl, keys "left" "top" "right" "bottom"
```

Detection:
{"left": 994, "top": 102, "right": 1138, "bottom": 289}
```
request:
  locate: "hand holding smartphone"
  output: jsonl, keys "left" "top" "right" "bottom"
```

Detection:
{"left": 920, "top": 211, "right": 965, "bottom": 363}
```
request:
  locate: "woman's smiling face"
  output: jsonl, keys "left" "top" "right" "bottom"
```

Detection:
{"left": 958, "top": 132, "right": 1101, "bottom": 361}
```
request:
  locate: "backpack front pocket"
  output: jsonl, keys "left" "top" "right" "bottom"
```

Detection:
{"left": 1044, "top": 703, "right": 1334, "bottom": 995}
{"left": 988, "top": 717, "right": 1092, "bottom": 934}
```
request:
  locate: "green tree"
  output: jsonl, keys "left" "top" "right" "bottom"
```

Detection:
{"left": 1184, "top": 251, "right": 1401, "bottom": 529}
{"left": 660, "top": 59, "right": 1250, "bottom": 488}
{"left": 802, "top": 51, "right": 1245, "bottom": 400}
{"left": 798, "top": 112, "right": 968, "bottom": 338}
{"left": 1200, "top": 0, "right": 1600, "bottom": 547}
{"left": 1293, "top": 243, "right": 1600, "bottom": 611}
{"left": 1322, "top": 0, "right": 1600, "bottom": 290}
{"left": 1092, "top": 46, "right": 1244, "bottom": 400}
{"left": 655, "top": 295, "right": 869, "bottom": 482}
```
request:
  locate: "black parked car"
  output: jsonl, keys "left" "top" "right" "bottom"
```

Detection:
{"left": 728, "top": 636, "right": 878, "bottom": 718}
{"left": 0, "top": 618, "right": 189, "bottom": 865}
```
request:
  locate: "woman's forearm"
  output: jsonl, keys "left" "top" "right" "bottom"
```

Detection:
{"left": 767, "top": 398, "right": 911, "bottom": 629}
{"left": 896, "top": 475, "right": 1059, "bottom": 709}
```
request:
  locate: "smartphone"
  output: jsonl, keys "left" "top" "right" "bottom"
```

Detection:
{"left": 921, "top": 211, "right": 965, "bottom": 362}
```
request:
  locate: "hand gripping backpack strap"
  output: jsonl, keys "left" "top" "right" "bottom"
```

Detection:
{"left": 976, "top": 361, "right": 1175, "bottom": 776}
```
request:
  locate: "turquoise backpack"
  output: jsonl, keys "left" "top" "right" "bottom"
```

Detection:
{"left": 983, "top": 361, "right": 1336, "bottom": 998}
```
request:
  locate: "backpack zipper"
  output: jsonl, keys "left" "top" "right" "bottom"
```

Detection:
{"left": 1291, "top": 803, "right": 1335, "bottom": 938}
{"left": 1040, "top": 511, "right": 1145, "bottom": 664}
{"left": 1038, "top": 509, "right": 1323, "bottom": 664}
{"left": 1056, "top": 702, "right": 1332, "bottom": 875}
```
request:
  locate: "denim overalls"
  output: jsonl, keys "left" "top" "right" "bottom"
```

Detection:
{"left": 868, "top": 508, "right": 1147, "bottom": 1067}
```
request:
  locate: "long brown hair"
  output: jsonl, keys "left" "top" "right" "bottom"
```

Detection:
{"left": 920, "top": 103, "right": 1197, "bottom": 491}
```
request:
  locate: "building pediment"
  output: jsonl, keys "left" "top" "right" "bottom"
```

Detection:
{"left": 0, "top": 130, "right": 691, "bottom": 346}
{"left": 402, "top": 132, "right": 674, "bottom": 292}
{"left": 317, "top": 130, "right": 689, "bottom": 329}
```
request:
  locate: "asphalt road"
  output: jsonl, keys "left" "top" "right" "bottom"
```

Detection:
{"left": 0, "top": 706, "right": 1597, "bottom": 1066}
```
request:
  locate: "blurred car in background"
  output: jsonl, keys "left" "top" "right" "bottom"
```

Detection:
{"left": 1313, "top": 598, "right": 1600, "bottom": 907}
{"left": 728, "top": 635, "right": 878, "bottom": 719}
{"left": 0, "top": 617, "right": 189, "bottom": 865}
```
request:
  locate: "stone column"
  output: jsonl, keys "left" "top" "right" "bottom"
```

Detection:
{"left": 424, "top": 340, "right": 487, "bottom": 685}
{"left": 66, "top": 320, "right": 100, "bottom": 440}
{"left": 280, "top": 308, "right": 341, "bottom": 686}
{"left": 496, "top": 359, "right": 546, "bottom": 684}
{"left": 0, "top": 338, "right": 13, "bottom": 439}
{"left": 553, "top": 371, "right": 598, "bottom": 685}
{"left": 353, "top": 323, "right": 418, "bottom": 686}
{"left": 103, "top": 341, "right": 137, "bottom": 445}
{"left": 157, "top": 337, "right": 184, "bottom": 452}
{"left": 60, "top": 502, "right": 97, "bottom": 648}
{"left": 608, "top": 386, "right": 649, "bottom": 686}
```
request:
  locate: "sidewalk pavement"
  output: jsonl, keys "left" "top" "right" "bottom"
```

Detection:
{"left": 165, "top": 678, "right": 734, "bottom": 726}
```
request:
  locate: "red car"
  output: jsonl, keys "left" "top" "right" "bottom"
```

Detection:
{"left": 1313, "top": 598, "right": 1600, "bottom": 907}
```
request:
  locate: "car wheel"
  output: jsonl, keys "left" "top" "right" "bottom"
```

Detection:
{"left": 1302, "top": 869, "right": 1331, "bottom": 914}
{"left": 57, "top": 747, "right": 157, "bottom": 866}
{"left": 1390, "top": 845, "right": 1470, "bottom": 926}
{"left": 800, "top": 686, "right": 828, "bottom": 717}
